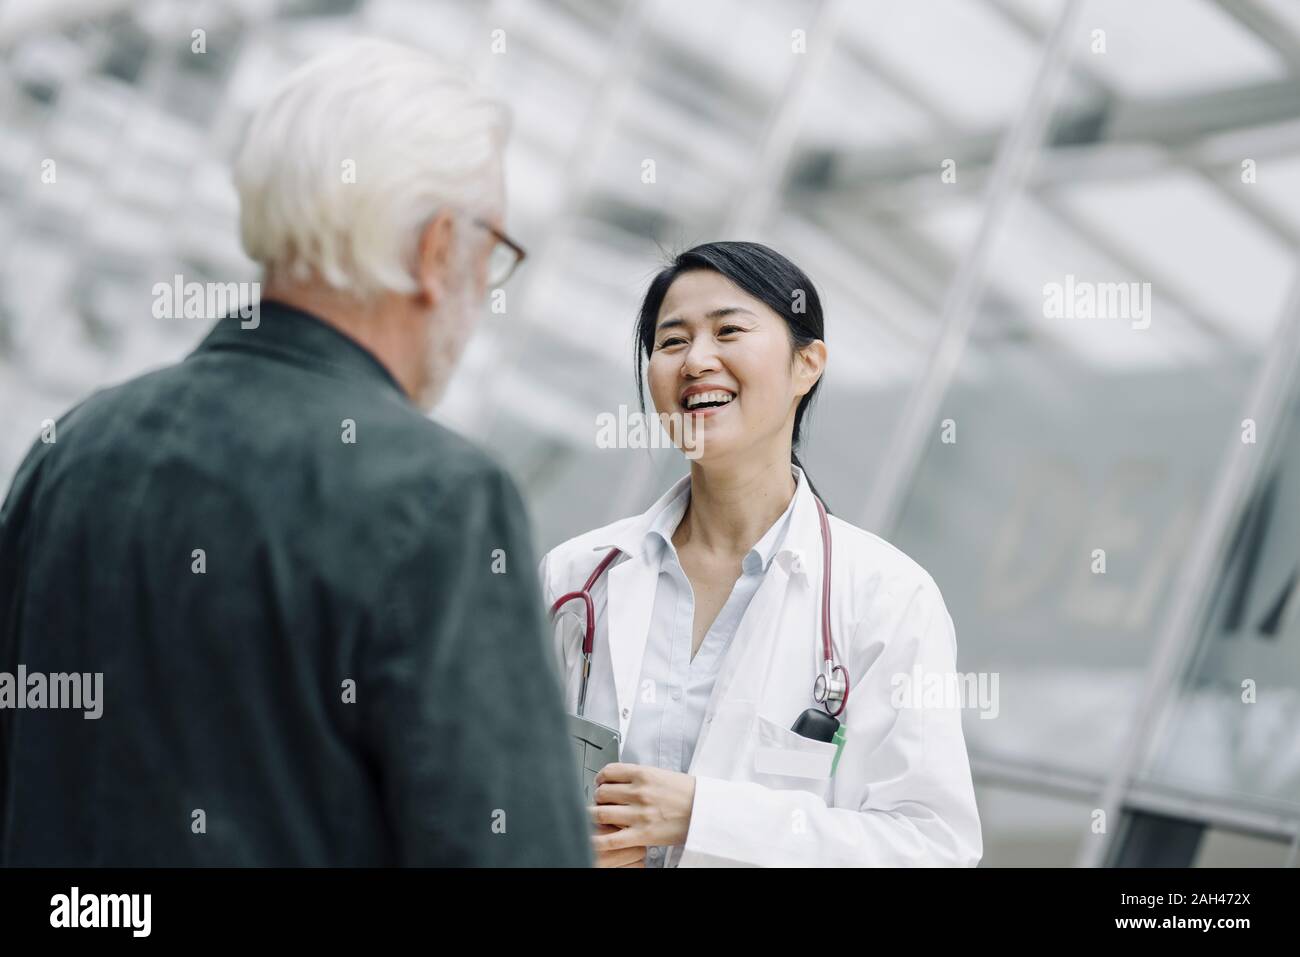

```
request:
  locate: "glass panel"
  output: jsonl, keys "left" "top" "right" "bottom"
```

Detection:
{"left": 904, "top": 317, "right": 1253, "bottom": 777}
{"left": 1193, "top": 828, "right": 1292, "bottom": 867}
{"left": 975, "top": 784, "right": 1094, "bottom": 867}
{"left": 888, "top": 0, "right": 1300, "bottom": 779}
{"left": 1138, "top": 373, "right": 1300, "bottom": 811}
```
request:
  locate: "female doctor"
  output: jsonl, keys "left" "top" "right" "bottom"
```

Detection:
{"left": 538, "top": 242, "right": 982, "bottom": 868}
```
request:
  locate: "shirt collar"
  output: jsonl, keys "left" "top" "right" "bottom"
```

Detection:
{"left": 642, "top": 467, "right": 802, "bottom": 573}
{"left": 593, "top": 464, "right": 823, "bottom": 582}
{"left": 189, "top": 299, "right": 409, "bottom": 401}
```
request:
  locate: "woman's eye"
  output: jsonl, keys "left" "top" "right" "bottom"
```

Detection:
{"left": 718, "top": 325, "right": 743, "bottom": 336}
{"left": 656, "top": 337, "right": 686, "bottom": 349}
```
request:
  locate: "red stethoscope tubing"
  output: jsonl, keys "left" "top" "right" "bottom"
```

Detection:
{"left": 550, "top": 547, "right": 623, "bottom": 718}
{"left": 550, "top": 546, "right": 623, "bottom": 658}
{"left": 549, "top": 496, "right": 851, "bottom": 718}
{"left": 815, "top": 495, "right": 850, "bottom": 718}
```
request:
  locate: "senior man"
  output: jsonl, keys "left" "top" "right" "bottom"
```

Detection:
{"left": 0, "top": 39, "right": 590, "bottom": 866}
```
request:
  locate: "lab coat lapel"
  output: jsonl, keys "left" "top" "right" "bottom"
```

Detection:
{"left": 687, "top": 560, "right": 803, "bottom": 779}
{"left": 605, "top": 552, "right": 657, "bottom": 741}
{"left": 707, "top": 560, "right": 792, "bottom": 711}
{"left": 592, "top": 472, "right": 691, "bottom": 741}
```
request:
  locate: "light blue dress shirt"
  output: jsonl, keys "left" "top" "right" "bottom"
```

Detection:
{"left": 625, "top": 479, "right": 798, "bottom": 867}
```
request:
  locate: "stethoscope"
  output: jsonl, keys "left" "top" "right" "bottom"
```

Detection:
{"left": 549, "top": 495, "right": 851, "bottom": 721}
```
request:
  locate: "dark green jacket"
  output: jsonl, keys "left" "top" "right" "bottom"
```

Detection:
{"left": 0, "top": 301, "right": 591, "bottom": 866}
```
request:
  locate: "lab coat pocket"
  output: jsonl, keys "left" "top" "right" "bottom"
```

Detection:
{"left": 752, "top": 714, "right": 837, "bottom": 781}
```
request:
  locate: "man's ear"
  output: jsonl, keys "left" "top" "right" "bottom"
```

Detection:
{"left": 415, "top": 210, "right": 456, "bottom": 307}
{"left": 794, "top": 339, "right": 827, "bottom": 398}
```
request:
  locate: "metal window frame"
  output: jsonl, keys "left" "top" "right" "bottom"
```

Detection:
{"left": 860, "top": 0, "right": 1085, "bottom": 536}
{"left": 972, "top": 749, "right": 1300, "bottom": 849}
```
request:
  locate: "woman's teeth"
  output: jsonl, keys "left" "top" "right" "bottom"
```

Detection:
{"left": 685, "top": 391, "right": 735, "bottom": 410}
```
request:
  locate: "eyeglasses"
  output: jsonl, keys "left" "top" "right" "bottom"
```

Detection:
{"left": 476, "top": 218, "right": 527, "bottom": 287}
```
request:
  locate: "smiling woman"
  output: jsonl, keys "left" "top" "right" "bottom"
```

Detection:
{"left": 633, "top": 242, "right": 829, "bottom": 501}
{"left": 537, "top": 240, "right": 982, "bottom": 869}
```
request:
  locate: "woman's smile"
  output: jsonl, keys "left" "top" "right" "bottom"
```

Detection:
{"left": 680, "top": 384, "right": 737, "bottom": 418}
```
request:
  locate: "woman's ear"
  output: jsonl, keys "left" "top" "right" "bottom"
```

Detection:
{"left": 414, "top": 210, "right": 456, "bottom": 307}
{"left": 793, "top": 339, "right": 827, "bottom": 398}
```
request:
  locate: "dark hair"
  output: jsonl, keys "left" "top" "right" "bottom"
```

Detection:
{"left": 633, "top": 241, "right": 828, "bottom": 506}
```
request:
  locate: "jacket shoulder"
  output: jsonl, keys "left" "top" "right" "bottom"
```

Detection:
{"left": 339, "top": 414, "right": 520, "bottom": 535}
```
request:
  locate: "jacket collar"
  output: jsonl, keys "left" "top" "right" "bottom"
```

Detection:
{"left": 189, "top": 299, "right": 409, "bottom": 401}
{"left": 593, "top": 464, "right": 824, "bottom": 581}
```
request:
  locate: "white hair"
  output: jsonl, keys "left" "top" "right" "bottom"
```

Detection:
{"left": 234, "top": 39, "right": 509, "bottom": 298}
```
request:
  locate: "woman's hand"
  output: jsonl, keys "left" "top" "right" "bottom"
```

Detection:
{"left": 590, "top": 763, "right": 697, "bottom": 862}
{"left": 591, "top": 824, "right": 645, "bottom": 867}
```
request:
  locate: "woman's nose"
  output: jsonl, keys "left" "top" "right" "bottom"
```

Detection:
{"left": 682, "top": 340, "right": 720, "bottom": 375}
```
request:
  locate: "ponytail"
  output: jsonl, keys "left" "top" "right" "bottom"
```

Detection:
{"left": 792, "top": 450, "right": 829, "bottom": 515}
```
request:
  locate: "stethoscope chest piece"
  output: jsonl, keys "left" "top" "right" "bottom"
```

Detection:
{"left": 813, "top": 661, "right": 848, "bottom": 716}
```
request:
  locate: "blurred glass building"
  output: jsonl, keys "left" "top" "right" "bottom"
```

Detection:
{"left": 2, "top": 0, "right": 1300, "bottom": 866}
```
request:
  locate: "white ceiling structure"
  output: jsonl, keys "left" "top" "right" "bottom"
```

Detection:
{"left": 3, "top": 0, "right": 1298, "bottom": 466}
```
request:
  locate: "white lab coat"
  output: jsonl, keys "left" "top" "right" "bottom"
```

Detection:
{"left": 538, "top": 467, "right": 983, "bottom": 867}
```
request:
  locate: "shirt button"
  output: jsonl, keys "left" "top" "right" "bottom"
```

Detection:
{"left": 621, "top": 707, "right": 630, "bottom": 719}
{"left": 671, "top": 687, "right": 682, "bottom": 701}
{"left": 790, "top": 552, "right": 806, "bottom": 574}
